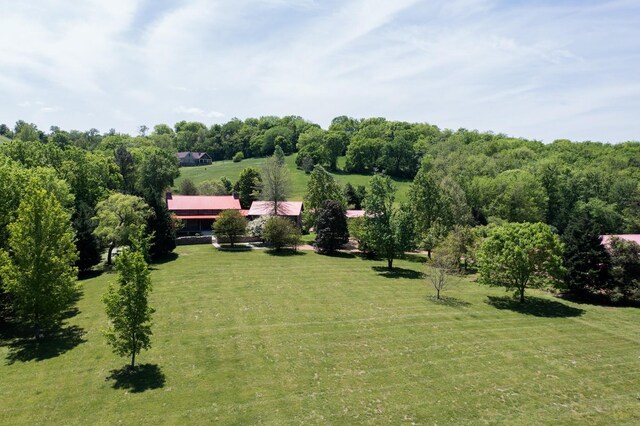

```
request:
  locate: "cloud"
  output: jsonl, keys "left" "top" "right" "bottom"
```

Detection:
{"left": 174, "top": 106, "right": 225, "bottom": 119}
{"left": 0, "top": 0, "right": 638, "bottom": 142}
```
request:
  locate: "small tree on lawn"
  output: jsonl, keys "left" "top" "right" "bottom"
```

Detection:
{"left": 263, "top": 216, "right": 301, "bottom": 251}
{"left": 315, "top": 200, "right": 349, "bottom": 254}
{"left": 213, "top": 209, "right": 248, "bottom": 247}
{"left": 426, "top": 255, "right": 455, "bottom": 301}
{"left": 0, "top": 183, "right": 79, "bottom": 335}
{"left": 103, "top": 243, "right": 154, "bottom": 368}
{"left": 477, "top": 222, "right": 565, "bottom": 303}
{"left": 363, "top": 175, "right": 414, "bottom": 269}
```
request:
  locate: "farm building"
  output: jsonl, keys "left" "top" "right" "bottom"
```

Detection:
{"left": 248, "top": 201, "right": 304, "bottom": 227}
{"left": 176, "top": 151, "right": 212, "bottom": 167}
{"left": 601, "top": 234, "right": 640, "bottom": 249}
{"left": 166, "top": 193, "right": 243, "bottom": 235}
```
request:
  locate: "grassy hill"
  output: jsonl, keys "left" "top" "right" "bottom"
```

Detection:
{"left": 174, "top": 155, "right": 413, "bottom": 203}
{"left": 1, "top": 245, "right": 639, "bottom": 424}
{"left": 0, "top": 135, "right": 10, "bottom": 143}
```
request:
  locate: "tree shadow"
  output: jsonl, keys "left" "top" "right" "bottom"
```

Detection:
{"left": 4, "top": 325, "right": 86, "bottom": 364}
{"left": 151, "top": 252, "right": 179, "bottom": 265}
{"left": 427, "top": 295, "right": 471, "bottom": 308}
{"left": 106, "top": 364, "right": 166, "bottom": 393}
{"left": 317, "top": 251, "right": 357, "bottom": 259}
{"left": 486, "top": 296, "right": 585, "bottom": 318}
{"left": 372, "top": 266, "right": 425, "bottom": 279}
{"left": 265, "top": 249, "right": 307, "bottom": 256}
{"left": 77, "top": 269, "right": 105, "bottom": 281}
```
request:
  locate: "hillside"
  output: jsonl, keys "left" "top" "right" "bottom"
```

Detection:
{"left": 1, "top": 245, "right": 639, "bottom": 423}
{"left": 174, "top": 154, "right": 412, "bottom": 203}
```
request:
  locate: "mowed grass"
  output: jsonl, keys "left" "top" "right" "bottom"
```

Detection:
{"left": 1, "top": 246, "right": 640, "bottom": 424}
{"left": 174, "top": 155, "right": 412, "bottom": 203}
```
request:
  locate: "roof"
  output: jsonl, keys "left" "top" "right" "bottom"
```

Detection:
{"left": 175, "top": 215, "right": 220, "bottom": 220}
{"left": 248, "top": 201, "right": 303, "bottom": 217}
{"left": 346, "top": 210, "right": 365, "bottom": 218}
{"left": 601, "top": 234, "right": 640, "bottom": 247}
{"left": 167, "top": 195, "right": 241, "bottom": 211}
{"left": 176, "top": 151, "right": 209, "bottom": 159}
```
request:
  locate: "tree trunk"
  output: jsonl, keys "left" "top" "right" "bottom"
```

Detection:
{"left": 427, "top": 250, "right": 432, "bottom": 259}
{"left": 107, "top": 242, "right": 115, "bottom": 265}
{"left": 436, "top": 288, "right": 440, "bottom": 300}
{"left": 131, "top": 351, "right": 135, "bottom": 368}
{"left": 387, "top": 258, "right": 393, "bottom": 270}
{"left": 519, "top": 286, "right": 525, "bottom": 303}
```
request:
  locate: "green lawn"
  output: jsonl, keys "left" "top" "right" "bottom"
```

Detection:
{"left": 1, "top": 245, "right": 639, "bottom": 424}
{"left": 174, "top": 155, "right": 412, "bottom": 203}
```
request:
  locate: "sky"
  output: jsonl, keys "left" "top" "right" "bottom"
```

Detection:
{"left": 1, "top": 0, "right": 639, "bottom": 142}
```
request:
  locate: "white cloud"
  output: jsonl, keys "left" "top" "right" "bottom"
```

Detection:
{"left": 0, "top": 0, "right": 638, "bottom": 141}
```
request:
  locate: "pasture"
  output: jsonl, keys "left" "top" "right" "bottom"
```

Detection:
{"left": 1, "top": 245, "right": 639, "bottom": 424}
{"left": 174, "top": 155, "right": 413, "bottom": 203}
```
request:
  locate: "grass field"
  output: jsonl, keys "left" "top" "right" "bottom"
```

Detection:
{"left": 174, "top": 155, "right": 413, "bottom": 203}
{"left": 1, "top": 245, "right": 640, "bottom": 424}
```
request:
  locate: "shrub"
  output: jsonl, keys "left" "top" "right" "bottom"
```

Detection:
{"left": 232, "top": 151, "right": 244, "bottom": 163}
{"left": 262, "top": 216, "right": 301, "bottom": 250}
{"left": 247, "top": 216, "right": 269, "bottom": 238}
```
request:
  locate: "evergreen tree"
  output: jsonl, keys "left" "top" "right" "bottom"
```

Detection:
{"left": 562, "top": 212, "right": 611, "bottom": 297}
{"left": 315, "top": 200, "right": 349, "bottom": 254}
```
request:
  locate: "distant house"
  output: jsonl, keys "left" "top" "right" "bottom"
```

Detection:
{"left": 346, "top": 210, "right": 365, "bottom": 218}
{"left": 248, "top": 201, "right": 304, "bottom": 227}
{"left": 176, "top": 152, "right": 212, "bottom": 167}
{"left": 166, "top": 193, "right": 242, "bottom": 235}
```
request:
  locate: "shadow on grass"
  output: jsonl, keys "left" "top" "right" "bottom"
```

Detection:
{"left": 372, "top": 266, "right": 425, "bottom": 279}
{"left": 486, "top": 296, "right": 585, "bottom": 318}
{"left": 106, "top": 364, "right": 166, "bottom": 393}
{"left": 404, "top": 253, "right": 429, "bottom": 264}
{"left": 317, "top": 251, "right": 357, "bottom": 259}
{"left": 151, "top": 252, "right": 179, "bottom": 265}
{"left": 427, "top": 295, "right": 471, "bottom": 308}
{"left": 4, "top": 325, "right": 86, "bottom": 364}
{"left": 216, "top": 245, "right": 253, "bottom": 252}
{"left": 77, "top": 269, "right": 105, "bottom": 281}
{"left": 265, "top": 249, "right": 307, "bottom": 256}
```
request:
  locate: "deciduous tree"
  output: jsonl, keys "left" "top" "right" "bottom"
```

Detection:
{"left": 214, "top": 209, "right": 248, "bottom": 247}
{"left": 477, "top": 222, "right": 565, "bottom": 303}
{"left": 103, "top": 244, "right": 154, "bottom": 368}
{"left": 0, "top": 182, "right": 79, "bottom": 335}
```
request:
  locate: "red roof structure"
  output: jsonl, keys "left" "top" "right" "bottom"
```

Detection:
{"left": 167, "top": 195, "right": 240, "bottom": 211}
{"left": 248, "top": 201, "right": 303, "bottom": 217}
{"left": 601, "top": 234, "right": 640, "bottom": 247}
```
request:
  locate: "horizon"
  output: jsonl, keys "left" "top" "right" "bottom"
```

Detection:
{"left": 1, "top": 0, "right": 639, "bottom": 143}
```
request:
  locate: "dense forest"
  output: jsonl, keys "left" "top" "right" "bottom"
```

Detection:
{"left": 0, "top": 116, "right": 639, "bottom": 307}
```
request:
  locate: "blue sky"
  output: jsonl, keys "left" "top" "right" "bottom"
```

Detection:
{"left": 1, "top": 0, "right": 639, "bottom": 142}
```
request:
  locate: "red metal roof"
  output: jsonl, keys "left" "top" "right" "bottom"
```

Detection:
{"left": 601, "top": 234, "right": 640, "bottom": 247}
{"left": 248, "top": 201, "right": 303, "bottom": 216}
{"left": 167, "top": 195, "right": 241, "bottom": 211}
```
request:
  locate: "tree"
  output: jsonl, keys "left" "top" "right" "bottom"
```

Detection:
{"left": 608, "top": 237, "right": 640, "bottom": 304}
{"left": 261, "top": 152, "right": 291, "bottom": 215}
{"left": 179, "top": 178, "right": 198, "bottom": 195}
{"left": 0, "top": 183, "right": 79, "bottom": 335}
{"left": 477, "top": 222, "right": 565, "bottom": 303}
{"left": 562, "top": 211, "right": 611, "bottom": 297}
{"left": 323, "top": 131, "right": 347, "bottom": 171}
{"left": 262, "top": 216, "right": 301, "bottom": 251}
{"left": 94, "top": 193, "right": 152, "bottom": 265}
{"left": 409, "top": 162, "right": 443, "bottom": 248}
{"left": 315, "top": 200, "right": 349, "bottom": 254}
{"left": 437, "top": 225, "right": 477, "bottom": 272}
{"left": 103, "top": 244, "right": 154, "bottom": 368}
{"left": 237, "top": 167, "right": 262, "bottom": 209}
{"left": 213, "top": 209, "right": 248, "bottom": 247}
{"left": 426, "top": 255, "right": 455, "bottom": 300}
{"left": 303, "top": 165, "right": 345, "bottom": 228}
{"left": 363, "top": 175, "right": 413, "bottom": 269}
